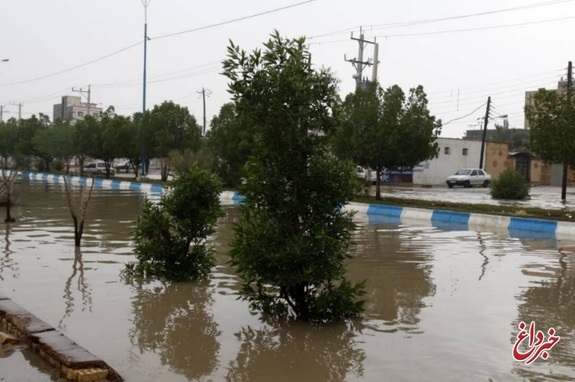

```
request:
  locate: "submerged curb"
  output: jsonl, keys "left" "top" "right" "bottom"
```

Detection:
{"left": 0, "top": 296, "right": 122, "bottom": 381}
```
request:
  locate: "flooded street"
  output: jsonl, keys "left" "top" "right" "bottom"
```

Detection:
{"left": 1, "top": 181, "right": 574, "bottom": 381}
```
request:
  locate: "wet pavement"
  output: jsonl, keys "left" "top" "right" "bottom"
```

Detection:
{"left": 373, "top": 184, "right": 575, "bottom": 211}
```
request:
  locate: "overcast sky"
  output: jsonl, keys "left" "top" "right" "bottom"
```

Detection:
{"left": 0, "top": 0, "right": 573, "bottom": 138}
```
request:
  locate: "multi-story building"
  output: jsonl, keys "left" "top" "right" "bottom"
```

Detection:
{"left": 53, "top": 95, "right": 102, "bottom": 123}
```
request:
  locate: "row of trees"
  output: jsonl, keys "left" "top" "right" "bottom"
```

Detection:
{"left": 0, "top": 101, "right": 201, "bottom": 182}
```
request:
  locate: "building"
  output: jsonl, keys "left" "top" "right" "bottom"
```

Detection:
{"left": 413, "top": 138, "right": 484, "bottom": 186}
{"left": 53, "top": 95, "right": 102, "bottom": 123}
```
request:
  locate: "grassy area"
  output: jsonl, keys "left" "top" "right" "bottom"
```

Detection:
{"left": 352, "top": 194, "right": 575, "bottom": 223}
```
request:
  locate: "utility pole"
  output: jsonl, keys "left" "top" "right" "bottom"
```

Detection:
{"left": 197, "top": 87, "right": 212, "bottom": 136}
{"left": 479, "top": 96, "right": 491, "bottom": 169}
{"left": 561, "top": 61, "right": 572, "bottom": 201}
{"left": 72, "top": 85, "right": 92, "bottom": 116}
{"left": 10, "top": 102, "right": 22, "bottom": 121}
{"left": 345, "top": 27, "right": 378, "bottom": 90}
{"left": 0, "top": 105, "right": 3, "bottom": 122}
{"left": 141, "top": 0, "right": 152, "bottom": 178}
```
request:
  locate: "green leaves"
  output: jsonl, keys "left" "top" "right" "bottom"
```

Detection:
{"left": 224, "top": 32, "right": 364, "bottom": 323}
{"left": 127, "top": 165, "right": 223, "bottom": 281}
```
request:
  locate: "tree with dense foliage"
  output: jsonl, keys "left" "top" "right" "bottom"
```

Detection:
{"left": 73, "top": 115, "right": 100, "bottom": 176}
{"left": 126, "top": 165, "right": 222, "bottom": 281}
{"left": 224, "top": 31, "right": 365, "bottom": 323}
{"left": 208, "top": 102, "right": 255, "bottom": 186}
{"left": 33, "top": 119, "right": 75, "bottom": 173}
{"left": 147, "top": 101, "right": 202, "bottom": 181}
{"left": 0, "top": 119, "right": 21, "bottom": 222}
{"left": 333, "top": 83, "right": 441, "bottom": 199}
{"left": 525, "top": 88, "right": 575, "bottom": 200}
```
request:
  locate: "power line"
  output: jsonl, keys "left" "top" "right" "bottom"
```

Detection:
{"left": 0, "top": 1, "right": 317, "bottom": 88}
{"left": 443, "top": 103, "right": 487, "bottom": 125}
{"left": 0, "top": 42, "right": 142, "bottom": 88}
{"left": 382, "top": 15, "right": 575, "bottom": 38}
{"left": 308, "top": 0, "right": 574, "bottom": 40}
{"left": 153, "top": 0, "right": 319, "bottom": 41}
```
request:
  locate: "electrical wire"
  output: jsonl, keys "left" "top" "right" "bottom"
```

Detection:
{"left": 0, "top": 42, "right": 143, "bottom": 88}
{"left": 443, "top": 103, "right": 487, "bottom": 125}
{"left": 153, "top": 0, "right": 319, "bottom": 41}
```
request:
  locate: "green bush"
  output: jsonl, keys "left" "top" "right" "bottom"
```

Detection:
{"left": 125, "top": 164, "right": 223, "bottom": 281}
{"left": 490, "top": 169, "right": 530, "bottom": 200}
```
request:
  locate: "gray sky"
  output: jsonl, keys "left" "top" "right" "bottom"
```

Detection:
{"left": 1, "top": 0, "right": 573, "bottom": 138}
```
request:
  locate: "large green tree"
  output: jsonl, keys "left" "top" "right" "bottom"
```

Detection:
{"left": 207, "top": 102, "right": 255, "bottom": 186}
{"left": 224, "top": 31, "right": 364, "bottom": 323}
{"left": 333, "top": 83, "right": 441, "bottom": 199}
{"left": 525, "top": 88, "right": 575, "bottom": 200}
{"left": 33, "top": 119, "right": 75, "bottom": 173}
{"left": 147, "top": 101, "right": 202, "bottom": 181}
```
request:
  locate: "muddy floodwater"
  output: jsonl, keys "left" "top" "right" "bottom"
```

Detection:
{"left": 1, "top": 181, "right": 574, "bottom": 381}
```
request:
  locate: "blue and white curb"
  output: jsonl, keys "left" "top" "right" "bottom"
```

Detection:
{"left": 17, "top": 171, "right": 575, "bottom": 237}
{"left": 20, "top": 171, "right": 164, "bottom": 194}
{"left": 346, "top": 201, "right": 575, "bottom": 238}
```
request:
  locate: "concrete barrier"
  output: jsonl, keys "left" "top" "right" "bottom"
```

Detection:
{"left": 0, "top": 297, "right": 122, "bottom": 381}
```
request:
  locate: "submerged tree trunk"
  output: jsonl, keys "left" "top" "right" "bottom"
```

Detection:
{"left": 63, "top": 176, "right": 94, "bottom": 247}
{"left": 1, "top": 169, "right": 19, "bottom": 223}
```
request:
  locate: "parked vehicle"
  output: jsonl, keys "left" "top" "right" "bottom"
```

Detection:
{"left": 446, "top": 168, "right": 491, "bottom": 188}
{"left": 83, "top": 161, "right": 115, "bottom": 176}
{"left": 115, "top": 160, "right": 131, "bottom": 173}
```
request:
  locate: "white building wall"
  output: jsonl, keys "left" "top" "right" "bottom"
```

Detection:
{"left": 413, "top": 138, "right": 485, "bottom": 186}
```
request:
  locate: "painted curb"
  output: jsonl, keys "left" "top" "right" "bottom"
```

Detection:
{"left": 18, "top": 171, "right": 575, "bottom": 236}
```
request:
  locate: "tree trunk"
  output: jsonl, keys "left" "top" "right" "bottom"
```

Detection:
{"left": 4, "top": 187, "right": 14, "bottom": 223}
{"left": 375, "top": 168, "right": 382, "bottom": 200}
{"left": 292, "top": 283, "right": 310, "bottom": 321}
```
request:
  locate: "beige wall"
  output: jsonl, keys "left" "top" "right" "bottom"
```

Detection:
{"left": 485, "top": 141, "right": 512, "bottom": 180}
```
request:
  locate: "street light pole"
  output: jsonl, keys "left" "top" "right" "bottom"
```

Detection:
{"left": 140, "top": 0, "right": 151, "bottom": 178}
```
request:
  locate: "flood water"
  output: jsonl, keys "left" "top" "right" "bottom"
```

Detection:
{"left": 1, "top": 181, "right": 574, "bottom": 381}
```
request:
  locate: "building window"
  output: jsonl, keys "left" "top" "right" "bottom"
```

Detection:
{"left": 462, "top": 148, "right": 468, "bottom": 156}
{"left": 444, "top": 147, "right": 450, "bottom": 155}
{"left": 77, "top": 111, "right": 84, "bottom": 117}
{"left": 93, "top": 112, "right": 99, "bottom": 117}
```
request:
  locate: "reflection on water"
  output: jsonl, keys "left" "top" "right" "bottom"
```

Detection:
{"left": 129, "top": 280, "right": 220, "bottom": 380}
{"left": 59, "top": 248, "right": 92, "bottom": 330}
{"left": 349, "top": 219, "right": 436, "bottom": 333}
{"left": 227, "top": 322, "right": 365, "bottom": 382}
{"left": 513, "top": 248, "right": 575, "bottom": 381}
{"left": 1, "top": 181, "right": 575, "bottom": 381}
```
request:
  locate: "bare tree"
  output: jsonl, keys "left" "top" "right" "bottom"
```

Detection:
{"left": 0, "top": 169, "right": 20, "bottom": 223}
{"left": 63, "top": 176, "right": 95, "bottom": 247}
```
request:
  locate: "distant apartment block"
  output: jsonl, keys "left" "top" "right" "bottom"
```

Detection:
{"left": 524, "top": 79, "right": 568, "bottom": 129}
{"left": 53, "top": 95, "right": 102, "bottom": 122}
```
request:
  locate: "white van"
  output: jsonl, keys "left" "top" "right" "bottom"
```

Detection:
{"left": 83, "top": 161, "right": 115, "bottom": 176}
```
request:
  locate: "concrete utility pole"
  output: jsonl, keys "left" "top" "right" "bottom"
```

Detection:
{"left": 72, "top": 85, "right": 92, "bottom": 116}
{"left": 141, "top": 0, "right": 152, "bottom": 178}
{"left": 72, "top": 85, "right": 92, "bottom": 115}
{"left": 561, "top": 61, "right": 572, "bottom": 201}
{"left": 0, "top": 105, "right": 4, "bottom": 122}
{"left": 10, "top": 102, "right": 22, "bottom": 121}
{"left": 344, "top": 27, "right": 379, "bottom": 90}
{"left": 197, "top": 87, "right": 212, "bottom": 136}
{"left": 479, "top": 96, "right": 491, "bottom": 169}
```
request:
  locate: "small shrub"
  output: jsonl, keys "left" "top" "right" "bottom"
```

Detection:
{"left": 125, "top": 164, "right": 223, "bottom": 281}
{"left": 490, "top": 169, "right": 530, "bottom": 200}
